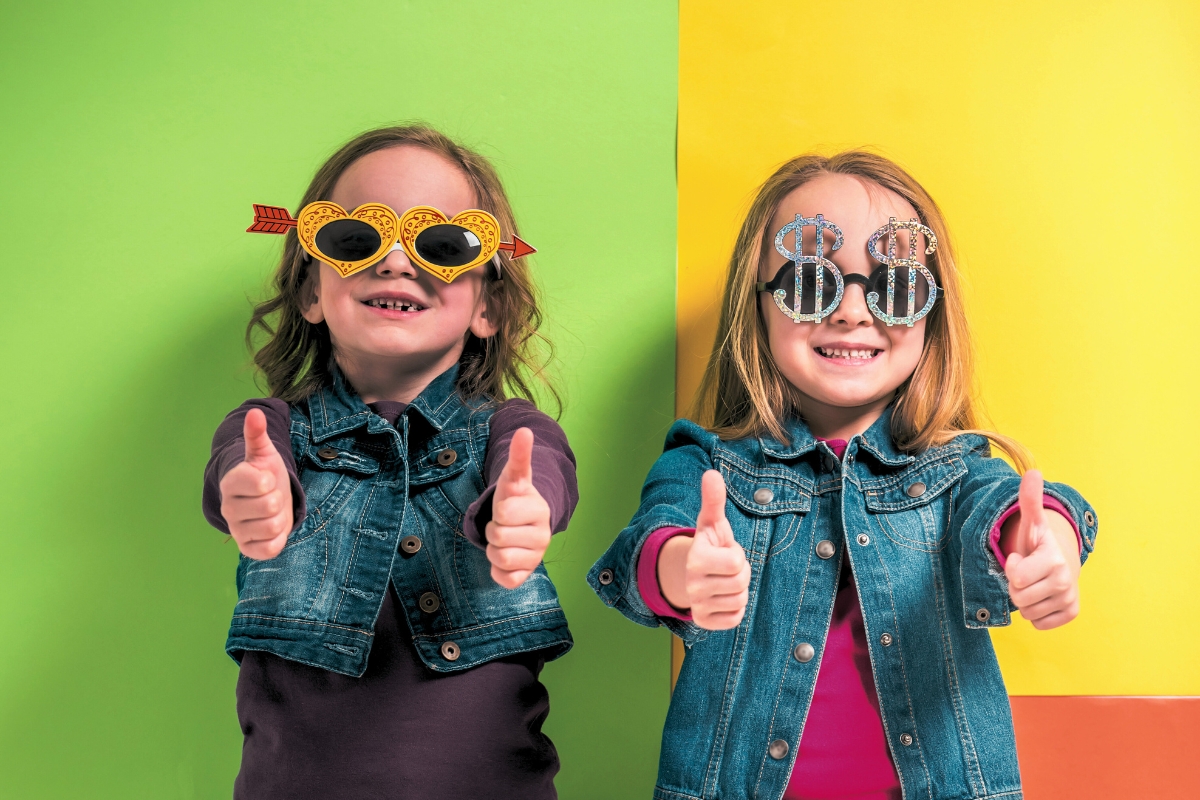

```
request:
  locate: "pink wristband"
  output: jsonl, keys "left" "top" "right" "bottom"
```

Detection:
{"left": 990, "top": 494, "right": 1081, "bottom": 568}
{"left": 637, "top": 527, "right": 695, "bottom": 620}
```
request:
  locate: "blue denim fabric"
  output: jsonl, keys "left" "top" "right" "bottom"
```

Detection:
{"left": 589, "top": 410, "right": 1096, "bottom": 800}
{"left": 227, "top": 365, "right": 572, "bottom": 677}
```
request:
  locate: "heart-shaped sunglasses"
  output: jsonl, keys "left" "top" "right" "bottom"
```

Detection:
{"left": 247, "top": 202, "right": 536, "bottom": 283}
{"left": 756, "top": 214, "right": 939, "bottom": 327}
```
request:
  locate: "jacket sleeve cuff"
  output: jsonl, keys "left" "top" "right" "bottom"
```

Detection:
{"left": 988, "top": 494, "right": 1083, "bottom": 567}
{"left": 636, "top": 527, "right": 695, "bottom": 620}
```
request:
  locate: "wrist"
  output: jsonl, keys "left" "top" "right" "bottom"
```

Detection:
{"left": 657, "top": 535, "right": 693, "bottom": 611}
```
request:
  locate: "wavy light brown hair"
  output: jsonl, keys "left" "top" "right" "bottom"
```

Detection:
{"left": 693, "top": 151, "right": 1030, "bottom": 470}
{"left": 247, "top": 124, "right": 558, "bottom": 412}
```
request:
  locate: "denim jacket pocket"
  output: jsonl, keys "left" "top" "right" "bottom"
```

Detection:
{"left": 290, "top": 442, "right": 381, "bottom": 547}
{"left": 862, "top": 455, "right": 966, "bottom": 551}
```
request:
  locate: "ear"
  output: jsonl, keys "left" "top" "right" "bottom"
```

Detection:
{"left": 299, "top": 264, "right": 325, "bottom": 325}
{"left": 468, "top": 287, "right": 500, "bottom": 339}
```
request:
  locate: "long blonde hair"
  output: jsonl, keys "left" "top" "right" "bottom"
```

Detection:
{"left": 247, "top": 124, "right": 559, "bottom": 412}
{"left": 692, "top": 151, "right": 1031, "bottom": 470}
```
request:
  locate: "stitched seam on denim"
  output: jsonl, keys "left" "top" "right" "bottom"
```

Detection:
{"left": 930, "top": 543, "right": 986, "bottom": 795}
{"left": 1042, "top": 488, "right": 1091, "bottom": 551}
{"left": 966, "top": 502, "right": 1013, "bottom": 627}
{"left": 332, "top": 479, "right": 380, "bottom": 622}
{"left": 302, "top": 529, "right": 330, "bottom": 619}
{"left": 870, "top": 534, "right": 935, "bottom": 799}
{"left": 753, "top": 509, "right": 822, "bottom": 799}
{"left": 408, "top": 607, "right": 565, "bottom": 638}
{"left": 230, "top": 614, "right": 375, "bottom": 636}
{"left": 718, "top": 449, "right": 814, "bottom": 491}
{"left": 652, "top": 787, "right": 703, "bottom": 800}
{"left": 227, "top": 644, "right": 366, "bottom": 674}
{"left": 767, "top": 509, "right": 806, "bottom": 557}
{"left": 861, "top": 457, "right": 966, "bottom": 512}
{"left": 876, "top": 508, "right": 945, "bottom": 553}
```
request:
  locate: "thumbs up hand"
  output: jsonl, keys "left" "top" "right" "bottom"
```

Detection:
{"left": 486, "top": 428, "right": 552, "bottom": 589}
{"left": 1002, "top": 470, "right": 1082, "bottom": 630}
{"left": 670, "top": 470, "right": 751, "bottom": 630}
{"left": 218, "top": 408, "right": 294, "bottom": 560}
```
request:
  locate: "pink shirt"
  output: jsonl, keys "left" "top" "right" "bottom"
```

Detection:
{"left": 637, "top": 439, "right": 1079, "bottom": 800}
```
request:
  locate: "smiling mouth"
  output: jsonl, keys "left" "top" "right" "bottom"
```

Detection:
{"left": 364, "top": 298, "right": 427, "bottom": 312}
{"left": 816, "top": 347, "right": 881, "bottom": 360}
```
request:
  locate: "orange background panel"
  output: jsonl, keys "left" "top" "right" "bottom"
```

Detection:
{"left": 1012, "top": 696, "right": 1200, "bottom": 799}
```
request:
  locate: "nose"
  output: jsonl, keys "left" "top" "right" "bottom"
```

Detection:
{"left": 829, "top": 275, "right": 874, "bottom": 327}
{"left": 374, "top": 245, "right": 418, "bottom": 278}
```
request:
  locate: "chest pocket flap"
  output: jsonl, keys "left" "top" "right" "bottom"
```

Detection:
{"left": 861, "top": 455, "right": 966, "bottom": 512}
{"left": 409, "top": 432, "right": 472, "bottom": 486}
{"left": 718, "top": 454, "right": 811, "bottom": 517}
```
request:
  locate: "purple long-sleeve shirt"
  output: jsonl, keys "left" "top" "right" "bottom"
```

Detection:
{"left": 204, "top": 396, "right": 577, "bottom": 800}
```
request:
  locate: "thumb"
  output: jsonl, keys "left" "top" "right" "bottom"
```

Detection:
{"left": 497, "top": 428, "right": 534, "bottom": 498}
{"left": 1016, "top": 469, "right": 1047, "bottom": 552}
{"left": 243, "top": 408, "right": 279, "bottom": 465}
{"left": 697, "top": 470, "right": 733, "bottom": 546}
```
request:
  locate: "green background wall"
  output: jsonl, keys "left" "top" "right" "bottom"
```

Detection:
{"left": 0, "top": 3, "right": 677, "bottom": 797}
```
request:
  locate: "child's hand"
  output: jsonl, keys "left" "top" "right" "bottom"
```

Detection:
{"left": 1003, "top": 470, "right": 1082, "bottom": 630}
{"left": 218, "top": 408, "right": 294, "bottom": 560}
{"left": 684, "top": 470, "right": 752, "bottom": 630}
{"left": 486, "top": 428, "right": 552, "bottom": 589}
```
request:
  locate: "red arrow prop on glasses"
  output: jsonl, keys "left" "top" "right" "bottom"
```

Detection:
{"left": 498, "top": 235, "right": 536, "bottom": 259}
{"left": 247, "top": 204, "right": 297, "bottom": 234}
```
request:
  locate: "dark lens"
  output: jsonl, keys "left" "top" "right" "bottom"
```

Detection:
{"left": 414, "top": 224, "right": 483, "bottom": 267}
{"left": 315, "top": 219, "right": 382, "bottom": 262}
{"left": 772, "top": 263, "right": 840, "bottom": 314}
{"left": 869, "top": 265, "right": 930, "bottom": 318}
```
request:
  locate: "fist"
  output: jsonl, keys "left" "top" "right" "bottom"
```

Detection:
{"left": 683, "top": 470, "right": 751, "bottom": 630}
{"left": 218, "top": 408, "right": 293, "bottom": 560}
{"left": 1003, "top": 470, "right": 1082, "bottom": 630}
{"left": 485, "top": 428, "right": 551, "bottom": 589}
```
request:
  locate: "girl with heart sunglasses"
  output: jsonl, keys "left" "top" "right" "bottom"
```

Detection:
{"left": 590, "top": 151, "right": 1097, "bottom": 800}
{"left": 201, "top": 125, "right": 577, "bottom": 799}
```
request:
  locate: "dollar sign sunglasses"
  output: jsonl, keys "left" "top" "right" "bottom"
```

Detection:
{"left": 246, "top": 202, "right": 536, "bottom": 283}
{"left": 756, "top": 215, "right": 939, "bottom": 327}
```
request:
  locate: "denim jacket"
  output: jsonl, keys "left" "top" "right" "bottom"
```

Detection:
{"left": 588, "top": 410, "right": 1096, "bottom": 800}
{"left": 227, "top": 365, "right": 572, "bottom": 677}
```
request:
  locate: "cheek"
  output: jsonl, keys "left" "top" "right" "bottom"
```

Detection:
{"left": 888, "top": 325, "right": 926, "bottom": 373}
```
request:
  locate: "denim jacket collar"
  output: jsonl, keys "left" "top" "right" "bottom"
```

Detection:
{"left": 307, "top": 362, "right": 464, "bottom": 443}
{"left": 757, "top": 406, "right": 915, "bottom": 467}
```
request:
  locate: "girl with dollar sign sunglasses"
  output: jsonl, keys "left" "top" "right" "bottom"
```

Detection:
{"left": 590, "top": 151, "right": 1097, "bottom": 800}
{"left": 201, "top": 125, "right": 577, "bottom": 799}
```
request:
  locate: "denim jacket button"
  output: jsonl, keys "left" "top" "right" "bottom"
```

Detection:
{"left": 975, "top": 608, "right": 991, "bottom": 622}
{"left": 768, "top": 739, "right": 789, "bottom": 760}
{"left": 436, "top": 448, "right": 458, "bottom": 466}
{"left": 906, "top": 482, "right": 927, "bottom": 497}
{"left": 793, "top": 643, "right": 815, "bottom": 662}
{"left": 857, "top": 533, "right": 870, "bottom": 546}
{"left": 419, "top": 592, "right": 441, "bottom": 613}
{"left": 753, "top": 488, "right": 774, "bottom": 505}
{"left": 824, "top": 455, "right": 838, "bottom": 471}
{"left": 816, "top": 540, "right": 836, "bottom": 559}
{"left": 400, "top": 535, "right": 422, "bottom": 555}
{"left": 880, "top": 632, "right": 893, "bottom": 646}
{"left": 316, "top": 447, "right": 339, "bottom": 460}
{"left": 1084, "top": 510, "right": 1096, "bottom": 527}
{"left": 900, "top": 733, "right": 914, "bottom": 746}
{"left": 598, "top": 568, "right": 614, "bottom": 585}
{"left": 440, "top": 641, "right": 460, "bottom": 661}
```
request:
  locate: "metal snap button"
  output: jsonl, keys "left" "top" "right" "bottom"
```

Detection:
{"left": 1084, "top": 510, "right": 1096, "bottom": 527}
{"left": 900, "top": 733, "right": 914, "bottom": 746}
{"left": 857, "top": 533, "right": 870, "bottom": 546}
{"left": 880, "top": 632, "right": 893, "bottom": 646}
{"left": 316, "top": 447, "right": 339, "bottom": 460}
{"left": 419, "top": 592, "right": 441, "bottom": 613}
{"left": 436, "top": 448, "right": 457, "bottom": 466}
{"left": 824, "top": 455, "right": 838, "bottom": 471}
{"left": 816, "top": 540, "right": 836, "bottom": 559}
{"left": 906, "top": 482, "right": 927, "bottom": 497}
{"left": 768, "top": 739, "right": 789, "bottom": 760}
{"left": 440, "top": 641, "right": 460, "bottom": 661}
{"left": 793, "top": 642, "right": 815, "bottom": 663}
{"left": 598, "top": 568, "right": 614, "bottom": 586}
{"left": 976, "top": 608, "right": 991, "bottom": 622}
{"left": 753, "top": 487, "right": 774, "bottom": 505}
{"left": 400, "top": 535, "right": 422, "bottom": 555}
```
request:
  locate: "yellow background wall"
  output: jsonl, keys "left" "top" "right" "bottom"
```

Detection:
{"left": 678, "top": 0, "right": 1199, "bottom": 695}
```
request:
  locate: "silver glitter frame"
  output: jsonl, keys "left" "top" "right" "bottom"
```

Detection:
{"left": 772, "top": 213, "right": 845, "bottom": 323}
{"left": 865, "top": 217, "right": 939, "bottom": 327}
